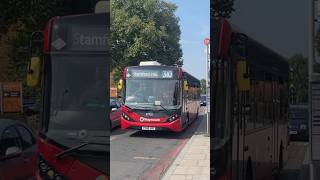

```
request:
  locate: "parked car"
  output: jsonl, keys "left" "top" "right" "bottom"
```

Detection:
{"left": 0, "top": 119, "right": 37, "bottom": 180}
{"left": 200, "top": 95, "right": 207, "bottom": 106}
{"left": 110, "top": 98, "right": 121, "bottom": 129}
{"left": 289, "top": 105, "right": 309, "bottom": 141}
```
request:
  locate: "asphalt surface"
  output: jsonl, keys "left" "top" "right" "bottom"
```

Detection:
{"left": 110, "top": 107, "right": 208, "bottom": 180}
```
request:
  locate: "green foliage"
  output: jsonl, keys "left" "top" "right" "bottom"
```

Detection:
{"left": 1, "top": 0, "right": 99, "bottom": 96}
{"left": 1, "top": 0, "right": 182, "bottom": 88}
{"left": 0, "top": 0, "right": 98, "bottom": 34}
{"left": 288, "top": 54, "right": 308, "bottom": 103}
{"left": 211, "top": 0, "right": 234, "bottom": 18}
{"left": 200, "top": 79, "right": 206, "bottom": 94}
{"left": 111, "top": 0, "right": 182, "bottom": 84}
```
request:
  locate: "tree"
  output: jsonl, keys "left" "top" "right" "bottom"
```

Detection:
{"left": 288, "top": 54, "right": 308, "bottom": 104}
{"left": 200, "top": 79, "right": 206, "bottom": 94}
{"left": 0, "top": 0, "right": 98, "bottom": 96}
{"left": 111, "top": 0, "right": 182, "bottom": 85}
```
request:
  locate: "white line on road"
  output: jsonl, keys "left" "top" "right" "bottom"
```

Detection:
{"left": 133, "top": 156, "right": 159, "bottom": 160}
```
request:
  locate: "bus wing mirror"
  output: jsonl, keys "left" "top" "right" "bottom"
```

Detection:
{"left": 183, "top": 80, "right": 188, "bottom": 91}
{"left": 27, "top": 57, "right": 41, "bottom": 87}
{"left": 237, "top": 60, "right": 250, "bottom": 91}
{"left": 118, "top": 79, "right": 123, "bottom": 91}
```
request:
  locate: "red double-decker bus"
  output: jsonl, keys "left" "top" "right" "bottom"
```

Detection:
{"left": 211, "top": 18, "right": 289, "bottom": 180}
{"left": 119, "top": 61, "right": 200, "bottom": 132}
{"left": 27, "top": 4, "right": 109, "bottom": 180}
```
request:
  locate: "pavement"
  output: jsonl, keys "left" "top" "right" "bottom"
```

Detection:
{"left": 280, "top": 141, "right": 309, "bottom": 180}
{"left": 110, "top": 107, "right": 208, "bottom": 180}
{"left": 161, "top": 118, "right": 210, "bottom": 180}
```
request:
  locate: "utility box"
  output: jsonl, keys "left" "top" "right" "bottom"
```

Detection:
{"left": 0, "top": 82, "right": 23, "bottom": 113}
{"left": 110, "top": 87, "right": 117, "bottom": 98}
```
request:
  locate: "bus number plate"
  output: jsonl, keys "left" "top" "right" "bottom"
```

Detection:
{"left": 289, "top": 130, "right": 297, "bottom": 135}
{"left": 142, "top": 127, "right": 156, "bottom": 130}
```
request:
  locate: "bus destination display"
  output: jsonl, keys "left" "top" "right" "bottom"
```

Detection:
{"left": 69, "top": 26, "right": 109, "bottom": 51}
{"left": 126, "top": 69, "right": 174, "bottom": 79}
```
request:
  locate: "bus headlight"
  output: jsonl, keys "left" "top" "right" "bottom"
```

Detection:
{"left": 122, "top": 113, "right": 132, "bottom": 121}
{"left": 47, "top": 169, "right": 55, "bottom": 179}
{"left": 39, "top": 158, "right": 49, "bottom": 173}
{"left": 167, "top": 114, "right": 179, "bottom": 122}
{"left": 38, "top": 155, "right": 65, "bottom": 180}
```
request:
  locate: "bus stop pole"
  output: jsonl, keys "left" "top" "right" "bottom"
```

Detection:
{"left": 309, "top": 0, "right": 314, "bottom": 179}
{"left": 206, "top": 43, "right": 210, "bottom": 135}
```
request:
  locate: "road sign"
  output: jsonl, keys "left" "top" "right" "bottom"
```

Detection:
{"left": 204, "top": 38, "right": 210, "bottom": 46}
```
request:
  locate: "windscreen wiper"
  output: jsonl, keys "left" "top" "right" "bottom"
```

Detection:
{"left": 55, "top": 142, "right": 108, "bottom": 160}
{"left": 154, "top": 103, "right": 170, "bottom": 114}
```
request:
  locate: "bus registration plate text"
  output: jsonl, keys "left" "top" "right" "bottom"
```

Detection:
{"left": 142, "top": 127, "right": 156, "bottom": 130}
{"left": 289, "top": 130, "right": 297, "bottom": 135}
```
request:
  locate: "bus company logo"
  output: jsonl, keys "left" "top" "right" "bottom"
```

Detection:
{"left": 139, "top": 117, "right": 160, "bottom": 122}
{"left": 52, "top": 38, "right": 66, "bottom": 50}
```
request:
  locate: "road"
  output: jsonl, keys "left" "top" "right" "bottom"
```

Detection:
{"left": 110, "top": 107, "right": 207, "bottom": 180}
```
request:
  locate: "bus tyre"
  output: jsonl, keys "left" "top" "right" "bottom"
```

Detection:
{"left": 246, "top": 158, "right": 253, "bottom": 180}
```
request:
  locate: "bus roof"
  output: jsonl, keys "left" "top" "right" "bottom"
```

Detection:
{"left": 230, "top": 23, "right": 289, "bottom": 80}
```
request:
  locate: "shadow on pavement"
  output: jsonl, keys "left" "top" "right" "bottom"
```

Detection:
{"left": 110, "top": 126, "right": 127, "bottom": 135}
{"left": 129, "top": 113, "right": 207, "bottom": 140}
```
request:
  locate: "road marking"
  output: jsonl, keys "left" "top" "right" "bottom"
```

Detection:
{"left": 141, "top": 138, "right": 190, "bottom": 180}
{"left": 111, "top": 129, "right": 138, "bottom": 141}
{"left": 133, "top": 156, "right": 159, "bottom": 160}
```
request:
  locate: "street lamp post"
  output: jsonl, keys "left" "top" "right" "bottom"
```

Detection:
{"left": 204, "top": 38, "right": 210, "bottom": 134}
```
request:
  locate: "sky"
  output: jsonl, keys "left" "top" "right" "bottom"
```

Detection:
{"left": 168, "top": 0, "right": 210, "bottom": 80}
{"left": 165, "top": 0, "right": 307, "bottom": 80}
{"left": 230, "top": 0, "right": 308, "bottom": 58}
